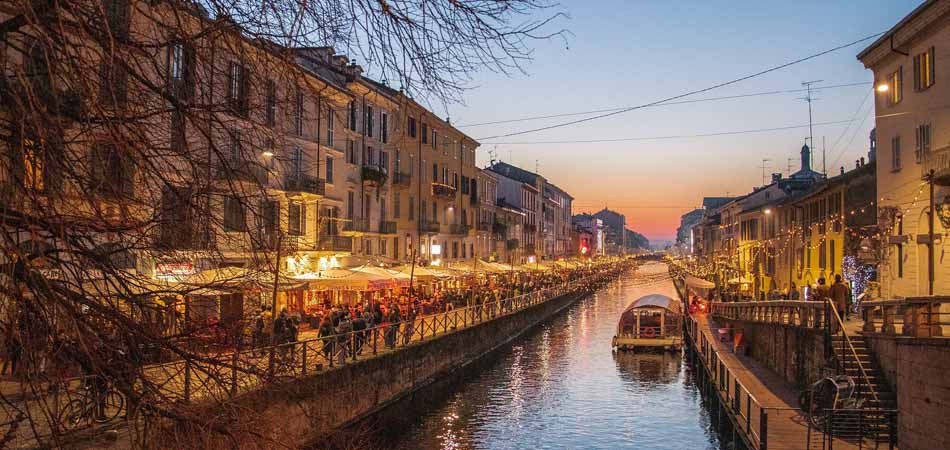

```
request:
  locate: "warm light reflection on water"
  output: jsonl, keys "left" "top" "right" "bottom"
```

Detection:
{"left": 379, "top": 263, "right": 721, "bottom": 450}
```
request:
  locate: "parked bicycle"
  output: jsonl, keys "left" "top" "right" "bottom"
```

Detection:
{"left": 58, "top": 377, "right": 125, "bottom": 431}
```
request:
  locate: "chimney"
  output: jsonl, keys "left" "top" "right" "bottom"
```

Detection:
{"left": 860, "top": 156, "right": 866, "bottom": 167}
{"left": 840, "top": 166, "right": 845, "bottom": 175}
{"left": 771, "top": 173, "right": 782, "bottom": 183}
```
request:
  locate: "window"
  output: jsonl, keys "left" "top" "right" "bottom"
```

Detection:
{"left": 224, "top": 196, "right": 246, "bottom": 231}
{"left": 167, "top": 41, "right": 194, "bottom": 99}
{"left": 453, "top": 172, "right": 458, "bottom": 189}
{"left": 897, "top": 216, "right": 904, "bottom": 278}
{"left": 365, "top": 106, "right": 373, "bottom": 137}
{"left": 228, "top": 131, "right": 242, "bottom": 162}
{"left": 394, "top": 193, "right": 401, "bottom": 218}
{"left": 293, "top": 88, "right": 304, "bottom": 136}
{"left": 421, "top": 200, "right": 427, "bottom": 223}
{"left": 104, "top": 0, "right": 130, "bottom": 40}
{"left": 888, "top": 67, "right": 902, "bottom": 105}
{"left": 891, "top": 135, "right": 902, "bottom": 171}
{"left": 264, "top": 80, "right": 276, "bottom": 127}
{"left": 292, "top": 145, "right": 303, "bottom": 176}
{"left": 326, "top": 156, "right": 334, "bottom": 184}
{"left": 90, "top": 143, "right": 135, "bottom": 198}
{"left": 379, "top": 151, "right": 389, "bottom": 173}
{"left": 347, "top": 140, "right": 357, "bottom": 164}
{"left": 226, "top": 62, "right": 249, "bottom": 116}
{"left": 348, "top": 102, "right": 357, "bottom": 131}
{"left": 829, "top": 240, "right": 836, "bottom": 274}
{"left": 432, "top": 163, "right": 438, "bottom": 182}
{"left": 409, "top": 196, "right": 415, "bottom": 221}
{"left": 288, "top": 203, "right": 305, "bottom": 236}
{"left": 347, "top": 191, "right": 354, "bottom": 219}
{"left": 170, "top": 111, "right": 185, "bottom": 151}
{"left": 408, "top": 117, "right": 417, "bottom": 138}
{"left": 819, "top": 240, "right": 827, "bottom": 270}
{"left": 326, "top": 107, "right": 335, "bottom": 146}
{"left": 431, "top": 129, "right": 437, "bottom": 149}
{"left": 461, "top": 176, "right": 469, "bottom": 194}
{"left": 381, "top": 112, "right": 389, "bottom": 143}
{"left": 379, "top": 239, "right": 386, "bottom": 256}
{"left": 915, "top": 123, "right": 931, "bottom": 162}
{"left": 913, "top": 47, "right": 935, "bottom": 91}
{"left": 421, "top": 123, "right": 428, "bottom": 144}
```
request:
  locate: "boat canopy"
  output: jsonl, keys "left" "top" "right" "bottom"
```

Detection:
{"left": 621, "top": 294, "right": 681, "bottom": 314}
{"left": 685, "top": 275, "right": 715, "bottom": 289}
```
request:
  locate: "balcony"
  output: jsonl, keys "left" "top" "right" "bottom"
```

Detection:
{"left": 215, "top": 160, "right": 268, "bottom": 185}
{"left": 420, "top": 220, "right": 441, "bottom": 234}
{"left": 431, "top": 182, "right": 457, "bottom": 200}
{"left": 469, "top": 194, "right": 479, "bottom": 206}
{"left": 284, "top": 174, "right": 326, "bottom": 196}
{"left": 316, "top": 235, "right": 353, "bottom": 252}
{"left": 449, "top": 224, "right": 470, "bottom": 235}
{"left": 476, "top": 221, "right": 493, "bottom": 232}
{"left": 922, "top": 145, "right": 950, "bottom": 186}
{"left": 342, "top": 218, "right": 371, "bottom": 234}
{"left": 392, "top": 172, "right": 412, "bottom": 188}
{"left": 378, "top": 220, "right": 397, "bottom": 234}
{"left": 492, "top": 221, "right": 508, "bottom": 237}
{"left": 505, "top": 239, "right": 520, "bottom": 250}
{"left": 361, "top": 165, "right": 388, "bottom": 185}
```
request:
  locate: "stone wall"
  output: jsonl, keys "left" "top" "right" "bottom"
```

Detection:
{"left": 159, "top": 289, "right": 589, "bottom": 449}
{"left": 864, "top": 334, "right": 950, "bottom": 450}
{"left": 715, "top": 318, "right": 829, "bottom": 389}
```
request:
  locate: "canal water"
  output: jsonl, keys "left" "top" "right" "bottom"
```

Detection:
{"left": 362, "top": 263, "right": 722, "bottom": 450}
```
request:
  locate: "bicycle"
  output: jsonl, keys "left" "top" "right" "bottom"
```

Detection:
{"left": 58, "top": 378, "right": 125, "bottom": 431}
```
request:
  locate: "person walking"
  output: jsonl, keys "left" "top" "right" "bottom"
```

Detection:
{"left": 317, "top": 318, "right": 335, "bottom": 361}
{"left": 830, "top": 275, "right": 852, "bottom": 320}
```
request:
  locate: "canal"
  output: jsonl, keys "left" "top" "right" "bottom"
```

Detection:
{"left": 362, "top": 262, "right": 723, "bottom": 450}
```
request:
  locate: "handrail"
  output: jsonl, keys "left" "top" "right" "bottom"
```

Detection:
{"left": 825, "top": 299, "right": 880, "bottom": 404}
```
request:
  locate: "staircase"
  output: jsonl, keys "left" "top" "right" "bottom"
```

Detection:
{"left": 830, "top": 334, "right": 897, "bottom": 411}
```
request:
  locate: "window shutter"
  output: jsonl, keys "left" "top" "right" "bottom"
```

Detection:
{"left": 913, "top": 54, "right": 920, "bottom": 90}
{"left": 929, "top": 46, "right": 936, "bottom": 87}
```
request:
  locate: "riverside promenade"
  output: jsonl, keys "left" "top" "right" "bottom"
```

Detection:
{"left": 1, "top": 264, "right": 629, "bottom": 449}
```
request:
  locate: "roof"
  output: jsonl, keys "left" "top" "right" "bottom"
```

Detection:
{"left": 702, "top": 197, "right": 736, "bottom": 210}
{"left": 496, "top": 198, "right": 526, "bottom": 215}
{"left": 857, "top": 0, "right": 939, "bottom": 61}
{"left": 487, "top": 161, "right": 542, "bottom": 186}
{"left": 622, "top": 294, "right": 681, "bottom": 314}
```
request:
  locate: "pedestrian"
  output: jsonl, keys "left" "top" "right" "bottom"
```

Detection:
{"left": 352, "top": 313, "right": 366, "bottom": 355}
{"left": 830, "top": 275, "right": 852, "bottom": 320}
{"left": 1, "top": 322, "right": 21, "bottom": 377}
{"left": 318, "top": 317, "right": 335, "bottom": 361}
{"left": 789, "top": 282, "right": 800, "bottom": 300}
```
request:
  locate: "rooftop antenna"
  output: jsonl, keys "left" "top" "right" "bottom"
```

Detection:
{"left": 800, "top": 80, "right": 823, "bottom": 159}
{"left": 822, "top": 135, "right": 827, "bottom": 177}
{"left": 787, "top": 158, "right": 795, "bottom": 177}
{"left": 760, "top": 158, "right": 771, "bottom": 186}
{"left": 535, "top": 159, "right": 540, "bottom": 174}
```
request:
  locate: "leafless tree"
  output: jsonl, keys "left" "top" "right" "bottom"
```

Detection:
{"left": 0, "top": 0, "right": 563, "bottom": 447}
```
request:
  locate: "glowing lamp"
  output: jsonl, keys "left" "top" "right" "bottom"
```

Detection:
{"left": 876, "top": 84, "right": 889, "bottom": 93}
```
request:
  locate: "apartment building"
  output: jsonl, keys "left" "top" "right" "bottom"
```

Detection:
{"left": 488, "top": 162, "right": 545, "bottom": 261}
{"left": 859, "top": 0, "right": 950, "bottom": 297}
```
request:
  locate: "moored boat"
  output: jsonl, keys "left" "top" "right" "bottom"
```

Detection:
{"left": 612, "top": 294, "right": 683, "bottom": 351}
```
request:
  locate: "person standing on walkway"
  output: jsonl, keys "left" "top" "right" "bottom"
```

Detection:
{"left": 318, "top": 318, "right": 335, "bottom": 361}
{"left": 830, "top": 275, "right": 852, "bottom": 320}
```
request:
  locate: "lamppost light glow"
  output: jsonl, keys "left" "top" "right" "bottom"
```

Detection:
{"left": 262, "top": 151, "right": 274, "bottom": 157}
{"left": 876, "top": 84, "right": 889, "bottom": 92}
{"left": 764, "top": 208, "right": 772, "bottom": 215}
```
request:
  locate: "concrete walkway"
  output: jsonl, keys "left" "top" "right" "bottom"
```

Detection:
{"left": 692, "top": 312, "right": 862, "bottom": 450}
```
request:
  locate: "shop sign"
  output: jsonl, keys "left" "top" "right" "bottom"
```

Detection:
{"left": 156, "top": 262, "right": 195, "bottom": 278}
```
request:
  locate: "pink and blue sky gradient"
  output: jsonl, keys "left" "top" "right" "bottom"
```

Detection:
{"left": 441, "top": 0, "right": 918, "bottom": 242}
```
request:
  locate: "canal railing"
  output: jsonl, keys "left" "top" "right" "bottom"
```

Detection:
{"left": 710, "top": 300, "right": 831, "bottom": 330}
{"left": 859, "top": 295, "right": 950, "bottom": 337}
{"left": 0, "top": 268, "right": 627, "bottom": 448}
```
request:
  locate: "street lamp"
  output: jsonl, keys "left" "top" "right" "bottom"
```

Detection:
{"left": 875, "top": 83, "right": 889, "bottom": 93}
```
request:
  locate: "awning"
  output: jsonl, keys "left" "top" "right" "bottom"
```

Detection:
{"left": 685, "top": 275, "right": 715, "bottom": 289}
{"left": 292, "top": 268, "right": 395, "bottom": 291}
{"left": 391, "top": 265, "right": 451, "bottom": 280}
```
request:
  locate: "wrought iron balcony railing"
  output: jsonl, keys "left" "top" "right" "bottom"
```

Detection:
{"left": 420, "top": 220, "right": 440, "bottom": 233}
{"left": 284, "top": 174, "right": 326, "bottom": 196}
{"left": 378, "top": 220, "right": 397, "bottom": 234}
{"left": 922, "top": 145, "right": 950, "bottom": 186}
{"left": 316, "top": 235, "right": 353, "bottom": 252}
{"left": 431, "top": 182, "right": 457, "bottom": 199}
{"left": 392, "top": 172, "right": 412, "bottom": 188}
{"left": 476, "top": 221, "right": 493, "bottom": 232}
{"left": 215, "top": 160, "right": 269, "bottom": 185}
{"left": 449, "top": 224, "right": 470, "bottom": 235}
{"left": 343, "top": 218, "right": 371, "bottom": 233}
{"left": 361, "top": 165, "right": 388, "bottom": 184}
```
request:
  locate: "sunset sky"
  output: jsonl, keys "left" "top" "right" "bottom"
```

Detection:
{"left": 439, "top": 0, "right": 918, "bottom": 242}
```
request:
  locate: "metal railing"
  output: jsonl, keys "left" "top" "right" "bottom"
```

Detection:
{"left": 149, "top": 270, "right": 622, "bottom": 405}
{"left": 378, "top": 220, "right": 397, "bottom": 234}
{"left": 921, "top": 144, "right": 950, "bottom": 181}
{"left": 710, "top": 301, "right": 831, "bottom": 330}
{"left": 449, "top": 224, "right": 470, "bottom": 235}
{"left": 316, "top": 235, "right": 352, "bottom": 252}
{"left": 860, "top": 295, "right": 950, "bottom": 337}
{"left": 284, "top": 174, "right": 326, "bottom": 196}
{"left": 826, "top": 299, "right": 880, "bottom": 406}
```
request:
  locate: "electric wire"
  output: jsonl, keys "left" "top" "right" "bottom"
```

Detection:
{"left": 476, "top": 32, "right": 884, "bottom": 141}
{"left": 458, "top": 82, "right": 871, "bottom": 128}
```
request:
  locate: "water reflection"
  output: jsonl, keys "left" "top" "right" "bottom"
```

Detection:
{"left": 365, "top": 266, "right": 721, "bottom": 450}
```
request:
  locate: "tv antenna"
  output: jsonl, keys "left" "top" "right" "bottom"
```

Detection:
{"left": 760, "top": 158, "right": 771, "bottom": 186}
{"left": 799, "top": 80, "right": 823, "bottom": 159}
